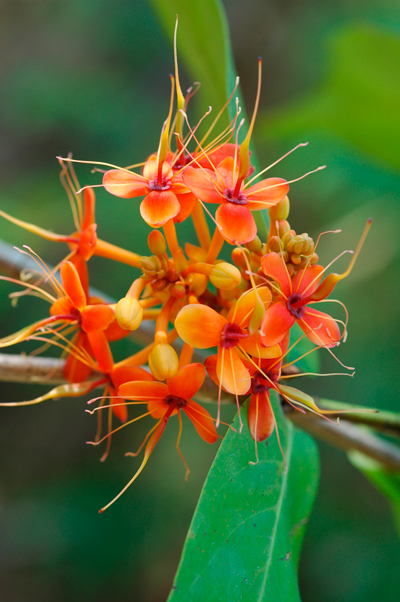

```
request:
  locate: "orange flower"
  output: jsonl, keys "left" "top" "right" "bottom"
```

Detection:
{"left": 99, "top": 363, "right": 217, "bottom": 512}
{"left": 175, "top": 287, "right": 281, "bottom": 399}
{"left": 103, "top": 153, "right": 196, "bottom": 227}
{"left": 182, "top": 156, "right": 289, "bottom": 244}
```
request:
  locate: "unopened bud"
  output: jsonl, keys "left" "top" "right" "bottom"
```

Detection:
{"left": 140, "top": 255, "right": 161, "bottom": 277}
{"left": 210, "top": 262, "right": 241, "bottom": 291}
{"left": 148, "top": 230, "right": 166, "bottom": 256}
{"left": 115, "top": 297, "right": 143, "bottom": 331}
{"left": 268, "top": 236, "right": 282, "bottom": 253}
{"left": 245, "top": 235, "right": 262, "bottom": 253}
{"left": 269, "top": 196, "right": 290, "bottom": 221}
{"left": 231, "top": 247, "right": 250, "bottom": 269}
{"left": 148, "top": 343, "right": 179, "bottom": 381}
{"left": 151, "top": 278, "right": 167, "bottom": 291}
{"left": 171, "top": 282, "right": 186, "bottom": 299}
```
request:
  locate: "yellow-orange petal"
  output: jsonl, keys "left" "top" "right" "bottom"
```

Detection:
{"left": 82, "top": 187, "right": 96, "bottom": 229}
{"left": 109, "top": 387, "right": 128, "bottom": 423}
{"left": 240, "top": 332, "right": 282, "bottom": 359}
{"left": 215, "top": 204, "right": 257, "bottom": 245}
{"left": 81, "top": 304, "right": 115, "bottom": 333}
{"left": 216, "top": 346, "right": 250, "bottom": 395}
{"left": 292, "top": 265, "right": 324, "bottom": 297}
{"left": 111, "top": 365, "right": 154, "bottom": 389}
{"left": 78, "top": 224, "right": 97, "bottom": 261}
{"left": 260, "top": 302, "right": 295, "bottom": 347}
{"left": 246, "top": 178, "right": 289, "bottom": 209}
{"left": 63, "top": 331, "right": 93, "bottom": 383}
{"left": 87, "top": 330, "right": 114, "bottom": 373}
{"left": 60, "top": 261, "right": 86, "bottom": 311}
{"left": 227, "top": 286, "right": 272, "bottom": 327}
{"left": 143, "top": 155, "right": 172, "bottom": 181}
{"left": 140, "top": 190, "right": 180, "bottom": 227}
{"left": 248, "top": 392, "right": 275, "bottom": 442}
{"left": 261, "top": 252, "right": 292, "bottom": 297}
{"left": 167, "top": 363, "right": 206, "bottom": 401}
{"left": 298, "top": 307, "right": 341, "bottom": 348}
{"left": 182, "top": 166, "right": 222, "bottom": 204}
{"left": 173, "top": 192, "right": 197, "bottom": 223}
{"left": 50, "top": 297, "right": 73, "bottom": 317}
{"left": 103, "top": 170, "right": 148, "bottom": 198}
{"left": 118, "top": 380, "right": 168, "bottom": 400}
{"left": 183, "top": 400, "right": 218, "bottom": 444}
{"left": 175, "top": 305, "right": 226, "bottom": 349}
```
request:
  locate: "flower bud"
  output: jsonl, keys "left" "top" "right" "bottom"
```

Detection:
{"left": 171, "top": 282, "right": 186, "bottom": 299}
{"left": 268, "top": 236, "right": 282, "bottom": 253}
{"left": 269, "top": 196, "right": 290, "bottom": 221}
{"left": 148, "top": 343, "right": 179, "bottom": 380}
{"left": 147, "top": 230, "right": 166, "bottom": 256}
{"left": 210, "top": 262, "right": 241, "bottom": 291}
{"left": 231, "top": 247, "right": 250, "bottom": 269}
{"left": 115, "top": 297, "right": 143, "bottom": 331}
{"left": 245, "top": 235, "right": 262, "bottom": 253}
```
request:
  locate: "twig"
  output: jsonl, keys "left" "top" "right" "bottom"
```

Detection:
{"left": 285, "top": 404, "right": 400, "bottom": 471}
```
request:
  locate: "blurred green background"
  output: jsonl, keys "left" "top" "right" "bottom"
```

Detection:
{"left": 0, "top": 0, "right": 399, "bottom": 600}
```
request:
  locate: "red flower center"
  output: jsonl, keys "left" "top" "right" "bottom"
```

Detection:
{"left": 148, "top": 178, "right": 172, "bottom": 192}
{"left": 165, "top": 394, "right": 187, "bottom": 409}
{"left": 286, "top": 293, "right": 306, "bottom": 319}
{"left": 223, "top": 188, "right": 248, "bottom": 205}
{"left": 220, "top": 322, "right": 249, "bottom": 349}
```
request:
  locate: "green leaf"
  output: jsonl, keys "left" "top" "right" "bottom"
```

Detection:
{"left": 348, "top": 450, "right": 400, "bottom": 536}
{"left": 167, "top": 395, "right": 319, "bottom": 601}
{"left": 286, "top": 321, "right": 320, "bottom": 374}
{"left": 149, "top": 0, "right": 268, "bottom": 239}
{"left": 259, "top": 25, "right": 400, "bottom": 170}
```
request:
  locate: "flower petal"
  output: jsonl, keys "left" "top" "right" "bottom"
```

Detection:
{"left": 87, "top": 331, "right": 114, "bottom": 373}
{"left": 240, "top": 332, "right": 281, "bottom": 359}
{"left": 103, "top": 169, "right": 148, "bottom": 198}
{"left": 292, "top": 265, "right": 324, "bottom": 297}
{"left": 248, "top": 392, "right": 275, "bottom": 441}
{"left": 246, "top": 178, "right": 289, "bottom": 209}
{"left": 182, "top": 166, "right": 223, "bottom": 204}
{"left": 118, "top": 380, "right": 168, "bottom": 400}
{"left": 217, "top": 347, "right": 250, "bottom": 395}
{"left": 81, "top": 304, "right": 115, "bottom": 333}
{"left": 173, "top": 192, "right": 197, "bottom": 223}
{"left": 60, "top": 261, "right": 87, "bottom": 311}
{"left": 261, "top": 252, "right": 291, "bottom": 297}
{"left": 167, "top": 363, "right": 206, "bottom": 400}
{"left": 111, "top": 365, "right": 154, "bottom": 389}
{"left": 227, "top": 286, "right": 272, "bottom": 327}
{"left": 183, "top": 400, "right": 218, "bottom": 444}
{"left": 298, "top": 307, "right": 341, "bottom": 347}
{"left": 215, "top": 203, "right": 256, "bottom": 245}
{"left": 140, "top": 190, "right": 180, "bottom": 227}
{"left": 175, "top": 304, "right": 226, "bottom": 349}
{"left": 64, "top": 331, "right": 93, "bottom": 383}
{"left": 260, "top": 302, "right": 295, "bottom": 347}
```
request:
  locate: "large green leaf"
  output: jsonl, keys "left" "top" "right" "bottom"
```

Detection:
{"left": 167, "top": 396, "right": 319, "bottom": 601}
{"left": 348, "top": 450, "right": 400, "bottom": 537}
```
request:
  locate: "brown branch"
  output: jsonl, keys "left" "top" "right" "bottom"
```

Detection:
{"left": 286, "top": 406, "right": 400, "bottom": 471}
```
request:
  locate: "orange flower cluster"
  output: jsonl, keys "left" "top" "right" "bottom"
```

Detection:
{"left": 0, "top": 43, "right": 371, "bottom": 512}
